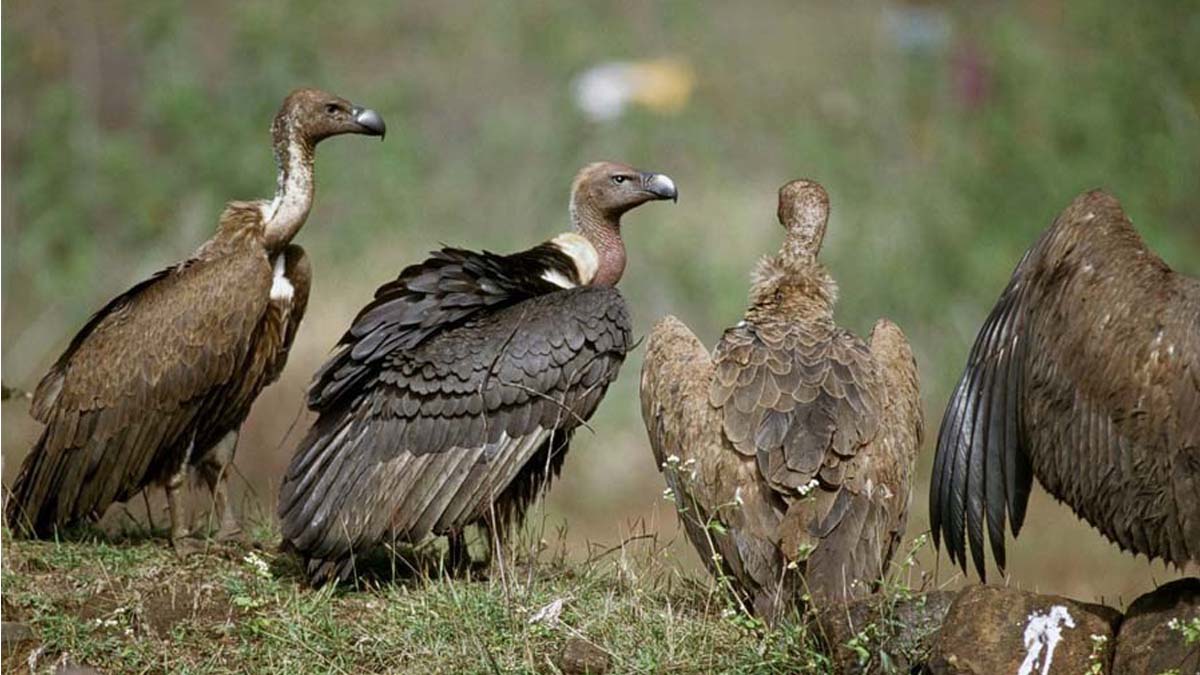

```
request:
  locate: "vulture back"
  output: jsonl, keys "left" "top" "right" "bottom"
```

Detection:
{"left": 7, "top": 228, "right": 276, "bottom": 534}
{"left": 281, "top": 277, "right": 632, "bottom": 584}
{"left": 640, "top": 179, "right": 923, "bottom": 619}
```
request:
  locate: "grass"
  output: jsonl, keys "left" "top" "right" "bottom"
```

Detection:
{"left": 3, "top": 0, "right": 1199, "bottom": 621}
{"left": 1, "top": 526, "right": 842, "bottom": 674}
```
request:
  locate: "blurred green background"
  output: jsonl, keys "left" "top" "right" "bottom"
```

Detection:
{"left": 3, "top": 1, "right": 1198, "bottom": 605}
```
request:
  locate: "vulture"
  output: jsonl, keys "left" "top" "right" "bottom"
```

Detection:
{"left": 277, "top": 161, "right": 677, "bottom": 585}
{"left": 640, "top": 180, "right": 923, "bottom": 620}
{"left": 5, "top": 88, "right": 386, "bottom": 549}
{"left": 931, "top": 189, "right": 1200, "bottom": 579}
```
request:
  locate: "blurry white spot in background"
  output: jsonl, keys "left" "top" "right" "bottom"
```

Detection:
{"left": 572, "top": 58, "right": 695, "bottom": 122}
{"left": 884, "top": 1, "right": 951, "bottom": 53}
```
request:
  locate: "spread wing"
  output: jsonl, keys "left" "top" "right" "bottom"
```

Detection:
{"left": 8, "top": 245, "right": 271, "bottom": 535}
{"left": 932, "top": 189, "right": 1200, "bottom": 578}
{"left": 308, "top": 245, "right": 567, "bottom": 411}
{"left": 930, "top": 255, "right": 1031, "bottom": 579}
{"left": 279, "top": 286, "right": 631, "bottom": 584}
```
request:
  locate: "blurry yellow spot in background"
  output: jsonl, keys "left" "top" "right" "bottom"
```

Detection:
{"left": 572, "top": 58, "right": 696, "bottom": 122}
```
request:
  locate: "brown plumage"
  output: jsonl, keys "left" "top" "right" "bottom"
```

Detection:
{"left": 278, "top": 162, "right": 677, "bottom": 585}
{"left": 931, "top": 189, "right": 1200, "bottom": 579}
{"left": 641, "top": 180, "right": 922, "bottom": 620}
{"left": 5, "top": 88, "right": 385, "bottom": 546}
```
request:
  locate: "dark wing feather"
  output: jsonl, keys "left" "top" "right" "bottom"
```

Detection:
{"left": 279, "top": 286, "right": 630, "bottom": 584}
{"left": 308, "top": 244, "right": 573, "bottom": 411}
{"left": 7, "top": 242, "right": 272, "bottom": 535}
{"left": 932, "top": 251, "right": 1032, "bottom": 579}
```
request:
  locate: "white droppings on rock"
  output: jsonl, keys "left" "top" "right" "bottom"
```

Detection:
{"left": 1017, "top": 604, "right": 1076, "bottom": 675}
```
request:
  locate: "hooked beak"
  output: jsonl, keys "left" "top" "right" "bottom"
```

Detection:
{"left": 641, "top": 172, "right": 678, "bottom": 202}
{"left": 351, "top": 105, "right": 387, "bottom": 139}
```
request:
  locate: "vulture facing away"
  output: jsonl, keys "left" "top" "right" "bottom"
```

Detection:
{"left": 278, "top": 161, "right": 677, "bottom": 585}
{"left": 931, "top": 190, "right": 1200, "bottom": 579}
{"left": 5, "top": 88, "right": 386, "bottom": 548}
{"left": 640, "top": 180, "right": 923, "bottom": 620}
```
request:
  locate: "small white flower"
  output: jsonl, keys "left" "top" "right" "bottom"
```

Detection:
{"left": 733, "top": 487, "right": 745, "bottom": 506}
{"left": 1089, "top": 634, "right": 1108, "bottom": 644}
{"left": 662, "top": 487, "right": 675, "bottom": 503}
{"left": 243, "top": 552, "right": 272, "bottom": 579}
{"left": 666, "top": 454, "right": 681, "bottom": 465}
{"left": 797, "top": 479, "right": 820, "bottom": 497}
{"left": 786, "top": 560, "right": 799, "bottom": 570}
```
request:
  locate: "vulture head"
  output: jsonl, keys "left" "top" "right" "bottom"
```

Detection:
{"left": 571, "top": 161, "right": 678, "bottom": 218}
{"left": 748, "top": 179, "right": 837, "bottom": 315}
{"left": 568, "top": 161, "right": 676, "bottom": 287}
{"left": 272, "top": 88, "right": 387, "bottom": 151}
{"left": 777, "top": 179, "right": 830, "bottom": 260}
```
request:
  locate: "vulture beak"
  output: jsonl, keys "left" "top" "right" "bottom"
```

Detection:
{"left": 351, "top": 106, "right": 387, "bottom": 139}
{"left": 642, "top": 172, "right": 678, "bottom": 202}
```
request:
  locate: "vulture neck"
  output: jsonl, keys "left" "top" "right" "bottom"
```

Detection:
{"left": 778, "top": 211, "right": 826, "bottom": 269}
{"left": 570, "top": 201, "right": 625, "bottom": 287}
{"left": 262, "top": 130, "right": 316, "bottom": 253}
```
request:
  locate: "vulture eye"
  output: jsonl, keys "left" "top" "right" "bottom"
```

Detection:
{"left": 611, "top": 175, "right": 628, "bottom": 184}
{"left": 325, "top": 103, "right": 340, "bottom": 115}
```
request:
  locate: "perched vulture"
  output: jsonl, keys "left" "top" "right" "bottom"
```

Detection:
{"left": 278, "top": 161, "right": 677, "bottom": 585}
{"left": 641, "top": 180, "right": 923, "bottom": 619}
{"left": 931, "top": 190, "right": 1200, "bottom": 579}
{"left": 5, "top": 88, "right": 385, "bottom": 549}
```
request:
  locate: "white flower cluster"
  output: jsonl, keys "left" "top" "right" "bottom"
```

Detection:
{"left": 796, "top": 479, "right": 820, "bottom": 497}
{"left": 243, "top": 551, "right": 272, "bottom": 579}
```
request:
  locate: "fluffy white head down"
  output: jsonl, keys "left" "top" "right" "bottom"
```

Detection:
{"left": 270, "top": 254, "right": 295, "bottom": 302}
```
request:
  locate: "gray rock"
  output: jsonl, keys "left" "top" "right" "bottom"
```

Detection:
{"left": 1112, "top": 577, "right": 1200, "bottom": 675}
{"left": 929, "top": 585, "right": 1119, "bottom": 675}
{"left": 815, "top": 590, "right": 957, "bottom": 674}
{"left": 1, "top": 621, "right": 35, "bottom": 647}
{"left": 557, "top": 636, "right": 610, "bottom": 674}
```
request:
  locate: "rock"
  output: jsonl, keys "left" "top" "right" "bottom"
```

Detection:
{"left": 557, "top": 636, "right": 611, "bottom": 674}
{"left": 814, "top": 591, "right": 956, "bottom": 674}
{"left": 1, "top": 621, "right": 35, "bottom": 647}
{"left": 929, "top": 585, "right": 1120, "bottom": 675}
{"left": 1112, "top": 577, "right": 1200, "bottom": 675}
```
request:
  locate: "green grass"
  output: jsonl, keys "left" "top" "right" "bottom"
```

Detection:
{"left": 2, "top": 528, "right": 839, "bottom": 674}
{"left": 4, "top": 0, "right": 1199, "bottom": 620}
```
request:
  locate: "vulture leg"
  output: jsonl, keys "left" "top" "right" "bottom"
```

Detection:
{"left": 166, "top": 464, "right": 201, "bottom": 555}
{"left": 446, "top": 530, "right": 471, "bottom": 572}
{"left": 196, "top": 431, "right": 244, "bottom": 543}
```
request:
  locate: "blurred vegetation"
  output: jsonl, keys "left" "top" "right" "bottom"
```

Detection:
{"left": 3, "top": 0, "right": 1199, "bottom": 606}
